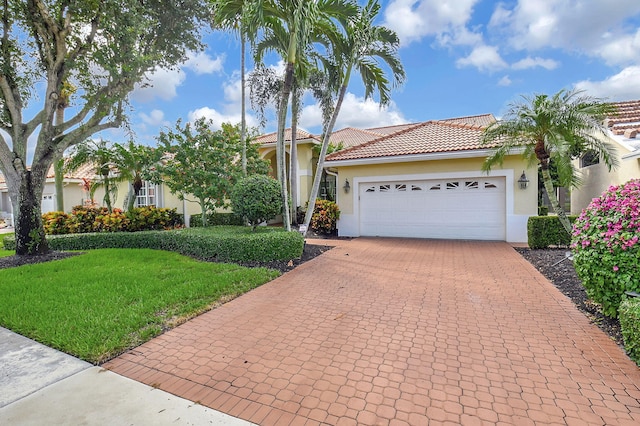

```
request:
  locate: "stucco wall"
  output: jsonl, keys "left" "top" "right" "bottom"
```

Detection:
{"left": 571, "top": 154, "right": 640, "bottom": 214}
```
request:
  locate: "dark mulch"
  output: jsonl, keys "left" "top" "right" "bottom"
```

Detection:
{"left": 516, "top": 247, "right": 623, "bottom": 347}
{"left": 0, "top": 251, "right": 82, "bottom": 269}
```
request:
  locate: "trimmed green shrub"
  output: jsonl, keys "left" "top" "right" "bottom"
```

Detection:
{"left": 571, "top": 179, "right": 640, "bottom": 318}
{"left": 310, "top": 200, "right": 340, "bottom": 235}
{"left": 2, "top": 226, "right": 303, "bottom": 262}
{"left": 527, "top": 215, "right": 577, "bottom": 249}
{"left": 230, "top": 175, "right": 282, "bottom": 230}
{"left": 538, "top": 206, "right": 548, "bottom": 216}
{"left": 189, "top": 212, "right": 244, "bottom": 227}
{"left": 620, "top": 297, "right": 640, "bottom": 366}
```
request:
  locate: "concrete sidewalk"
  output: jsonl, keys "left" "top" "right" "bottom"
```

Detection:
{"left": 0, "top": 328, "right": 255, "bottom": 425}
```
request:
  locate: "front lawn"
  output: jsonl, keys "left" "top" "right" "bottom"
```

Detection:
{"left": 0, "top": 248, "right": 279, "bottom": 364}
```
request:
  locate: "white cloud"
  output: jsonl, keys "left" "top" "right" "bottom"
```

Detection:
{"left": 498, "top": 75, "right": 512, "bottom": 87}
{"left": 511, "top": 56, "right": 559, "bottom": 70}
{"left": 131, "top": 67, "right": 185, "bottom": 102}
{"left": 384, "top": 0, "right": 480, "bottom": 47}
{"left": 489, "top": 0, "right": 640, "bottom": 66}
{"left": 139, "top": 109, "right": 167, "bottom": 127}
{"left": 183, "top": 51, "right": 225, "bottom": 75}
{"left": 456, "top": 45, "right": 507, "bottom": 72}
{"left": 299, "top": 93, "right": 407, "bottom": 130}
{"left": 574, "top": 66, "right": 640, "bottom": 100}
{"left": 188, "top": 107, "right": 258, "bottom": 130}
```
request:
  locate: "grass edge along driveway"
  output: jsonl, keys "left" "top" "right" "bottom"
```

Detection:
{"left": 0, "top": 248, "right": 279, "bottom": 364}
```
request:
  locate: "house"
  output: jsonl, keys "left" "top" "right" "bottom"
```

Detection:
{"left": 571, "top": 100, "right": 640, "bottom": 214}
{"left": 322, "top": 114, "right": 537, "bottom": 243}
{"left": 0, "top": 163, "right": 103, "bottom": 226}
{"left": 0, "top": 162, "right": 202, "bottom": 226}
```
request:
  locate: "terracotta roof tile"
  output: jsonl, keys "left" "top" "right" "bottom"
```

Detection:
{"left": 607, "top": 100, "right": 640, "bottom": 138}
{"left": 328, "top": 127, "right": 387, "bottom": 149}
{"left": 1, "top": 162, "right": 99, "bottom": 187}
{"left": 326, "top": 116, "right": 497, "bottom": 162}
{"left": 365, "top": 123, "right": 417, "bottom": 135}
{"left": 255, "top": 128, "right": 319, "bottom": 144}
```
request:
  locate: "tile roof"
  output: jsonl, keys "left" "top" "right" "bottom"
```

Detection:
{"left": 255, "top": 128, "right": 319, "bottom": 144}
{"left": 365, "top": 123, "right": 418, "bottom": 135}
{"left": 606, "top": 100, "right": 640, "bottom": 141}
{"left": 326, "top": 115, "right": 497, "bottom": 162}
{"left": 327, "top": 127, "right": 387, "bottom": 149}
{"left": 0, "top": 162, "right": 98, "bottom": 187}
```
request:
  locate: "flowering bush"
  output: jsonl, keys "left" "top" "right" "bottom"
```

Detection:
{"left": 571, "top": 179, "right": 640, "bottom": 318}
{"left": 310, "top": 200, "right": 340, "bottom": 235}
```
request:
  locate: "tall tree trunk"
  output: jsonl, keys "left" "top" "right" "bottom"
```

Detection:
{"left": 303, "top": 82, "right": 349, "bottom": 234}
{"left": 540, "top": 166, "right": 572, "bottom": 235}
{"left": 14, "top": 171, "right": 48, "bottom": 255}
{"left": 241, "top": 34, "right": 247, "bottom": 176}
{"left": 54, "top": 107, "right": 65, "bottom": 212}
{"left": 290, "top": 90, "right": 299, "bottom": 226}
{"left": 276, "top": 63, "right": 293, "bottom": 231}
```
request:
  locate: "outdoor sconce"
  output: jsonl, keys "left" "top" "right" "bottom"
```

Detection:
{"left": 518, "top": 171, "right": 529, "bottom": 190}
{"left": 343, "top": 179, "right": 351, "bottom": 194}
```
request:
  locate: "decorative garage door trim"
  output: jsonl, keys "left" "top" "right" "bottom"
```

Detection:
{"left": 357, "top": 175, "right": 507, "bottom": 240}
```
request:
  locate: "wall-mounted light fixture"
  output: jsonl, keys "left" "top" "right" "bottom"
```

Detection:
{"left": 518, "top": 171, "right": 529, "bottom": 190}
{"left": 343, "top": 179, "right": 351, "bottom": 194}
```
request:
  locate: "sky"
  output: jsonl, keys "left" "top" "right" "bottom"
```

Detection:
{"left": 100, "top": 0, "right": 640, "bottom": 145}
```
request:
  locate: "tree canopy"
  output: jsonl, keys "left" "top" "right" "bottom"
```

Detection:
{"left": 0, "top": 0, "right": 210, "bottom": 254}
{"left": 482, "top": 89, "right": 618, "bottom": 234}
{"left": 152, "top": 119, "right": 269, "bottom": 227}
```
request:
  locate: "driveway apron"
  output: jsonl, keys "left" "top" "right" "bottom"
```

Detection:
{"left": 105, "top": 238, "right": 640, "bottom": 425}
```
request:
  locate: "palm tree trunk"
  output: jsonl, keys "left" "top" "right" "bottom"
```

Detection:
{"left": 276, "top": 63, "right": 293, "bottom": 231}
{"left": 290, "top": 89, "right": 299, "bottom": 226}
{"left": 302, "top": 82, "right": 349, "bottom": 234}
{"left": 241, "top": 34, "right": 247, "bottom": 176}
{"left": 540, "top": 166, "right": 572, "bottom": 234}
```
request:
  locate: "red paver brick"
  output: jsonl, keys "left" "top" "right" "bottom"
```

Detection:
{"left": 104, "top": 239, "right": 640, "bottom": 425}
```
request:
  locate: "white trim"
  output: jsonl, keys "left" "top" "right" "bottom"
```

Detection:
{"left": 337, "top": 169, "right": 528, "bottom": 243}
{"left": 622, "top": 150, "right": 640, "bottom": 160}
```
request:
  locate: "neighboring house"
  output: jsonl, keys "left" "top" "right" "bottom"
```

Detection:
{"left": 571, "top": 99, "right": 640, "bottom": 214}
{"left": 322, "top": 114, "right": 537, "bottom": 243}
{"left": 0, "top": 163, "right": 103, "bottom": 225}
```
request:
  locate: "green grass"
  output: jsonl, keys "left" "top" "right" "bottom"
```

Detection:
{"left": 0, "top": 248, "right": 279, "bottom": 364}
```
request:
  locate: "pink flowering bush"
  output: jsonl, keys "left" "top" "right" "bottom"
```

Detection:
{"left": 571, "top": 179, "right": 640, "bottom": 318}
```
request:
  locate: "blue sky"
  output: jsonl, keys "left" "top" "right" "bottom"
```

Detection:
{"left": 104, "top": 0, "right": 640, "bottom": 145}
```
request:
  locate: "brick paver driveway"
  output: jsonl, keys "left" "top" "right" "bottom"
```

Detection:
{"left": 105, "top": 238, "right": 640, "bottom": 425}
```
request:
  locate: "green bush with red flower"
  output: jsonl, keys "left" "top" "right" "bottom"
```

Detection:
{"left": 43, "top": 206, "right": 183, "bottom": 235}
{"left": 571, "top": 179, "right": 640, "bottom": 318}
{"left": 310, "top": 200, "right": 340, "bottom": 235}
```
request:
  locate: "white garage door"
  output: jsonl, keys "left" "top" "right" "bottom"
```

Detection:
{"left": 359, "top": 177, "right": 506, "bottom": 240}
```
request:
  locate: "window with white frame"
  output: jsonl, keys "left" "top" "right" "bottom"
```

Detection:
{"left": 136, "top": 181, "right": 156, "bottom": 207}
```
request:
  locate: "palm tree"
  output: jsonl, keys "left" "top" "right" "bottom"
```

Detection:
{"left": 210, "top": 0, "right": 264, "bottom": 176}
{"left": 113, "top": 141, "right": 161, "bottom": 211}
{"left": 258, "top": 0, "right": 357, "bottom": 231}
{"left": 481, "top": 89, "right": 618, "bottom": 234}
{"left": 67, "top": 139, "right": 120, "bottom": 212}
{"left": 302, "top": 0, "right": 405, "bottom": 233}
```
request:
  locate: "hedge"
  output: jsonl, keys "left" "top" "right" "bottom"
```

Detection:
{"left": 2, "top": 226, "right": 304, "bottom": 263}
{"left": 620, "top": 297, "right": 640, "bottom": 366}
{"left": 188, "top": 213, "right": 244, "bottom": 227}
{"left": 527, "top": 215, "right": 578, "bottom": 249}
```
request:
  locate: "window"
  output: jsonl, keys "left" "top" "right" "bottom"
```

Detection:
{"left": 379, "top": 184, "right": 390, "bottom": 192}
{"left": 446, "top": 181, "right": 459, "bottom": 190}
{"left": 580, "top": 150, "right": 600, "bottom": 168}
{"left": 136, "top": 181, "right": 156, "bottom": 207}
{"left": 429, "top": 184, "right": 441, "bottom": 190}
{"left": 465, "top": 181, "right": 479, "bottom": 189}
{"left": 395, "top": 184, "right": 407, "bottom": 192}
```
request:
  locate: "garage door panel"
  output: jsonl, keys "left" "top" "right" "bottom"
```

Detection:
{"left": 359, "top": 177, "right": 506, "bottom": 240}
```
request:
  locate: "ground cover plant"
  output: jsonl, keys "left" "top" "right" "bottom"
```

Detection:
{"left": 0, "top": 249, "right": 279, "bottom": 364}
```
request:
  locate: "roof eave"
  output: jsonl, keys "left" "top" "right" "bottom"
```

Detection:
{"left": 325, "top": 148, "right": 524, "bottom": 168}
